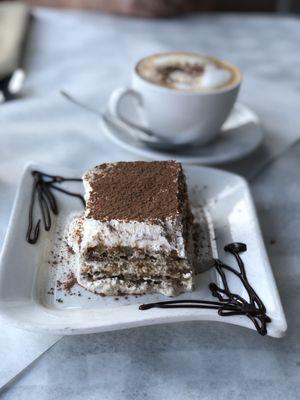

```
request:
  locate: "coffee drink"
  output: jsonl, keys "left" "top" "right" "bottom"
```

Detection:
{"left": 136, "top": 52, "right": 241, "bottom": 92}
{"left": 108, "top": 51, "right": 241, "bottom": 146}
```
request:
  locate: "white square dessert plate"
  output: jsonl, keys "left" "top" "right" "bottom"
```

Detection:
{"left": 0, "top": 162, "right": 287, "bottom": 337}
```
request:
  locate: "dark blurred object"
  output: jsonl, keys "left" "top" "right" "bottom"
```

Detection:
{"left": 1, "top": 0, "right": 299, "bottom": 14}
{"left": 0, "top": 1, "right": 30, "bottom": 102}
{"left": 20, "top": 0, "right": 278, "bottom": 16}
{"left": 277, "top": 0, "right": 300, "bottom": 12}
{"left": 0, "top": 69, "right": 26, "bottom": 103}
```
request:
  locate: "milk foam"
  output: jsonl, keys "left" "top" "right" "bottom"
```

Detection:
{"left": 137, "top": 53, "right": 238, "bottom": 92}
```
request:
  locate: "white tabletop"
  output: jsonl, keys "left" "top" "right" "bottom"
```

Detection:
{"left": 0, "top": 8, "right": 300, "bottom": 399}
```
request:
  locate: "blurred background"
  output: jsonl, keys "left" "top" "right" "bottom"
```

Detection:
{"left": 1, "top": 0, "right": 300, "bottom": 16}
{"left": 1, "top": 0, "right": 299, "bottom": 103}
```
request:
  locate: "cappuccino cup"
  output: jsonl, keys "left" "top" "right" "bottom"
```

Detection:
{"left": 108, "top": 52, "right": 241, "bottom": 146}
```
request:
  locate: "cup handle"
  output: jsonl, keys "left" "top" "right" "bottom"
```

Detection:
{"left": 107, "top": 87, "right": 143, "bottom": 122}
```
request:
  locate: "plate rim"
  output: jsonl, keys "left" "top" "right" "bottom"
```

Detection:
{"left": 0, "top": 162, "right": 287, "bottom": 337}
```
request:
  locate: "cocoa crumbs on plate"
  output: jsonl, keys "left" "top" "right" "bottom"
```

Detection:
{"left": 63, "top": 272, "right": 77, "bottom": 292}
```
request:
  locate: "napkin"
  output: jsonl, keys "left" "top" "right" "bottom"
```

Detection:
{"left": 0, "top": 1, "right": 30, "bottom": 80}
{"left": 0, "top": 2, "right": 30, "bottom": 102}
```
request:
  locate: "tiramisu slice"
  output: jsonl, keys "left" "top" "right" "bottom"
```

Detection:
{"left": 68, "top": 161, "right": 195, "bottom": 296}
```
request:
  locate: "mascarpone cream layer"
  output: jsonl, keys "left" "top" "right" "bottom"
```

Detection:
{"left": 68, "top": 216, "right": 187, "bottom": 258}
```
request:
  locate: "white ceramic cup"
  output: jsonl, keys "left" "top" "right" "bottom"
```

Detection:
{"left": 108, "top": 53, "right": 242, "bottom": 146}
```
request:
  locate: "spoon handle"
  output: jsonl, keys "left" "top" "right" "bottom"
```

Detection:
{"left": 60, "top": 90, "right": 157, "bottom": 143}
{"left": 60, "top": 90, "right": 161, "bottom": 143}
{"left": 102, "top": 113, "right": 158, "bottom": 143}
{"left": 60, "top": 90, "right": 101, "bottom": 116}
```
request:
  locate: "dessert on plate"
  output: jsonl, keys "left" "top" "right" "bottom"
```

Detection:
{"left": 68, "top": 160, "right": 195, "bottom": 296}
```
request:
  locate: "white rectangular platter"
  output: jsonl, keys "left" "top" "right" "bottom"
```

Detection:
{"left": 0, "top": 162, "right": 287, "bottom": 337}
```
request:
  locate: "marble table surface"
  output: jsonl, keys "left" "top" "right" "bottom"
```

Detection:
{"left": 0, "top": 8, "right": 300, "bottom": 399}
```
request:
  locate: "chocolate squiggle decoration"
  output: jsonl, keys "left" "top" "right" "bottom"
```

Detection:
{"left": 139, "top": 242, "right": 271, "bottom": 336}
{"left": 26, "top": 170, "right": 84, "bottom": 244}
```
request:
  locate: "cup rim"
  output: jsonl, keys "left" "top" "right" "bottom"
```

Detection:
{"left": 134, "top": 51, "right": 242, "bottom": 95}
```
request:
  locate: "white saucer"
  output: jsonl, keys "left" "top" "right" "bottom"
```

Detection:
{"left": 101, "top": 102, "right": 263, "bottom": 165}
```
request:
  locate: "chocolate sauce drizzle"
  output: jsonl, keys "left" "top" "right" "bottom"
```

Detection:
{"left": 139, "top": 242, "right": 271, "bottom": 336}
{"left": 26, "top": 170, "right": 84, "bottom": 244}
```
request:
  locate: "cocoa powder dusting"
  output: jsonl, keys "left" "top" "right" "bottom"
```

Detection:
{"left": 85, "top": 161, "right": 187, "bottom": 222}
{"left": 63, "top": 272, "right": 77, "bottom": 292}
